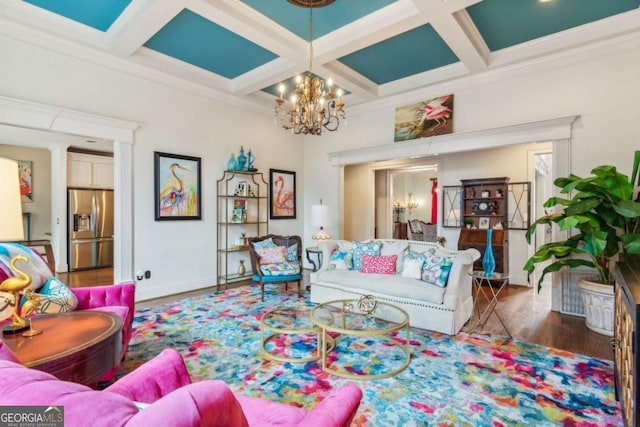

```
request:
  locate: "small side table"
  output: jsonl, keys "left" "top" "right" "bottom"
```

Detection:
{"left": 305, "top": 247, "right": 323, "bottom": 272}
{"left": 466, "top": 272, "right": 512, "bottom": 338}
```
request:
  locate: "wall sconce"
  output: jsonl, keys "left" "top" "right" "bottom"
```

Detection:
{"left": 407, "top": 193, "right": 419, "bottom": 213}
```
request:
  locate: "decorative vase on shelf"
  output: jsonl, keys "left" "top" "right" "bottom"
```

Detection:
{"left": 227, "top": 153, "right": 237, "bottom": 171}
{"left": 238, "top": 260, "right": 246, "bottom": 276}
{"left": 482, "top": 228, "right": 496, "bottom": 277}
{"left": 236, "top": 146, "right": 247, "bottom": 170}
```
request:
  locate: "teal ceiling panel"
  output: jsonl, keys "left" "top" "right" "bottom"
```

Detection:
{"left": 144, "top": 9, "right": 278, "bottom": 79}
{"left": 23, "top": 0, "right": 131, "bottom": 32}
{"left": 337, "top": 24, "right": 459, "bottom": 85}
{"left": 242, "top": 0, "right": 396, "bottom": 39}
{"left": 468, "top": 0, "right": 640, "bottom": 51}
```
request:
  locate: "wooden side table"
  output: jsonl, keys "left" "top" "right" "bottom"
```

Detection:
{"left": 3, "top": 310, "right": 123, "bottom": 385}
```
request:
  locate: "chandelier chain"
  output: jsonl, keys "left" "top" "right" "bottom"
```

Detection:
{"left": 308, "top": 7, "right": 313, "bottom": 74}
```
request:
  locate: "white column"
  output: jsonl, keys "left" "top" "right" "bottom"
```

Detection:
{"left": 113, "top": 140, "right": 134, "bottom": 284}
{"left": 49, "top": 144, "right": 69, "bottom": 273}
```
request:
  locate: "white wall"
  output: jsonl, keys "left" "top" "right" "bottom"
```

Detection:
{"left": 0, "top": 144, "right": 51, "bottom": 241}
{"left": 303, "top": 46, "right": 640, "bottom": 286}
{"left": 0, "top": 35, "right": 304, "bottom": 301}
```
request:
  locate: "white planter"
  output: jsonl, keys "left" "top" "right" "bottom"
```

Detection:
{"left": 577, "top": 278, "right": 615, "bottom": 336}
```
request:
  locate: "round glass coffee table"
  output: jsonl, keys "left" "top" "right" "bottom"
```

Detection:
{"left": 310, "top": 297, "right": 411, "bottom": 380}
{"left": 260, "top": 306, "right": 334, "bottom": 363}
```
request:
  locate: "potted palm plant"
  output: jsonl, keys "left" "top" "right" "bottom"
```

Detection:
{"left": 524, "top": 151, "right": 640, "bottom": 336}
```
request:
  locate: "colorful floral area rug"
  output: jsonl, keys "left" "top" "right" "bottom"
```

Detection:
{"left": 119, "top": 285, "right": 622, "bottom": 426}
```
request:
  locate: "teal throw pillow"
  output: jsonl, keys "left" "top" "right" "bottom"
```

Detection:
{"left": 286, "top": 242, "right": 299, "bottom": 262}
{"left": 252, "top": 238, "right": 276, "bottom": 250}
{"left": 351, "top": 241, "right": 382, "bottom": 270}
{"left": 421, "top": 255, "right": 453, "bottom": 288}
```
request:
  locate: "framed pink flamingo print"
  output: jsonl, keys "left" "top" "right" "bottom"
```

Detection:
{"left": 394, "top": 94, "right": 454, "bottom": 142}
{"left": 269, "top": 169, "right": 296, "bottom": 219}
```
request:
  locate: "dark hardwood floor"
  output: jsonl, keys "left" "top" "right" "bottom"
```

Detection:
{"left": 57, "top": 267, "right": 613, "bottom": 360}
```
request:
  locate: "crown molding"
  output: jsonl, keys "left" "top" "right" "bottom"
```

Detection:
{"left": 0, "top": 96, "right": 141, "bottom": 143}
{"left": 327, "top": 115, "right": 578, "bottom": 166}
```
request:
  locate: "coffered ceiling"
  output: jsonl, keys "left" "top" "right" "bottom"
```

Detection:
{"left": 1, "top": 0, "right": 639, "bottom": 111}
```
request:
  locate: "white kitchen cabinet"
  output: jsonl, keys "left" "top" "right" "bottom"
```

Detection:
{"left": 68, "top": 152, "right": 114, "bottom": 189}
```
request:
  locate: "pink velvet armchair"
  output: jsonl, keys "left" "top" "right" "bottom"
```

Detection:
{"left": 0, "top": 243, "right": 135, "bottom": 382}
{"left": 0, "top": 344, "right": 363, "bottom": 427}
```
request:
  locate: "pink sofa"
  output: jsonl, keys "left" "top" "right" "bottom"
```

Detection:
{"left": 0, "top": 343, "right": 362, "bottom": 426}
{"left": 0, "top": 243, "right": 135, "bottom": 382}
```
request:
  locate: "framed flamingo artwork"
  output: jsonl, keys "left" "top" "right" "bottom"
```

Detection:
{"left": 269, "top": 168, "right": 296, "bottom": 220}
{"left": 394, "top": 94, "right": 454, "bottom": 142}
{"left": 154, "top": 151, "right": 201, "bottom": 221}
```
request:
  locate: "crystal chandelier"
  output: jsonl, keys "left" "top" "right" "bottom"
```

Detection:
{"left": 275, "top": 1, "right": 346, "bottom": 135}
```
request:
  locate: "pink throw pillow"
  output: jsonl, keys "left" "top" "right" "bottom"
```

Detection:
{"left": 360, "top": 254, "right": 397, "bottom": 274}
{"left": 257, "top": 246, "right": 287, "bottom": 265}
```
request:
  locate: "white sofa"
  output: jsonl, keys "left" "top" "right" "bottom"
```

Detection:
{"left": 310, "top": 239, "right": 481, "bottom": 335}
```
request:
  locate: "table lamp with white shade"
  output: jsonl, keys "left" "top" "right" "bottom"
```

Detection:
{"left": 311, "top": 201, "right": 332, "bottom": 244}
{"left": 0, "top": 157, "right": 40, "bottom": 335}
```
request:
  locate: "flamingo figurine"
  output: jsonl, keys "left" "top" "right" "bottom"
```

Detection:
{"left": 159, "top": 163, "right": 191, "bottom": 215}
{"left": 0, "top": 255, "right": 32, "bottom": 330}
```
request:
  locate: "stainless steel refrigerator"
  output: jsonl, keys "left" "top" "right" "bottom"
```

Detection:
{"left": 68, "top": 189, "right": 114, "bottom": 271}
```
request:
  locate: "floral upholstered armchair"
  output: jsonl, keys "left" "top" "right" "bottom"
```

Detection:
{"left": 248, "top": 235, "right": 302, "bottom": 301}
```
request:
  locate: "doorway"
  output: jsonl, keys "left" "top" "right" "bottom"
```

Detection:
{"left": 343, "top": 160, "right": 438, "bottom": 241}
{"left": 0, "top": 97, "right": 137, "bottom": 283}
{"left": 529, "top": 150, "right": 554, "bottom": 304}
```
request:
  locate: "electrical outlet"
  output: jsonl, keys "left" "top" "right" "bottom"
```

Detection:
{"left": 136, "top": 270, "right": 144, "bottom": 280}
{"left": 145, "top": 270, "right": 151, "bottom": 279}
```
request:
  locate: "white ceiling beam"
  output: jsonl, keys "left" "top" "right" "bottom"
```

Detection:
{"left": 321, "top": 61, "right": 379, "bottom": 100}
{"left": 409, "top": 0, "right": 488, "bottom": 73}
{"left": 130, "top": 47, "right": 232, "bottom": 91}
{"left": 188, "top": 0, "right": 304, "bottom": 61}
{"left": 231, "top": 58, "right": 301, "bottom": 96}
{"left": 313, "top": 0, "right": 423, "bottom": 64}
{"left": 109, "top": 0, "right": 185, "bottom": 57}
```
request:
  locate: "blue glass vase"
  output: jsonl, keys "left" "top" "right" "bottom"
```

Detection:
{"left": 482, "top": 228, "right": 496, "bottom": 277}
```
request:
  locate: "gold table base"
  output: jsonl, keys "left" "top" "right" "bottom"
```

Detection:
{"left": 312, "top": 299, "right": 411, "bottom": 380}
{"left": 260, "top": 306, "right": 334, "bottom": 363}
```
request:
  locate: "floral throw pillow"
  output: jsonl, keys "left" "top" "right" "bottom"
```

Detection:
{"left": 328, "top": 249, "right": 352, "bottom": 270}
{"left": 360, "top": 254, "right": 397, "bottom": 274}
{"left": 421, "top": 255, "right": 453, "bottom": 288}
{"left": 257, "top": 246, "right": 288, "bottom": 265}
{"left": 351, "top": 241, "right": 382, "bottom": 270}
